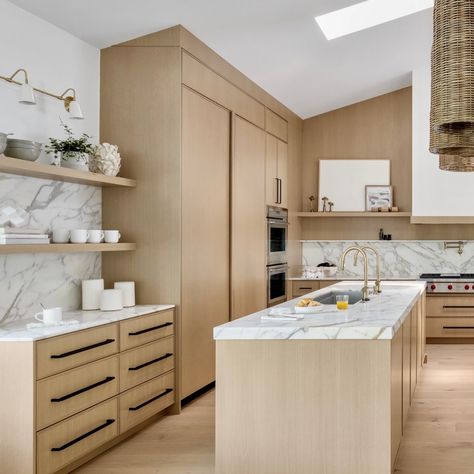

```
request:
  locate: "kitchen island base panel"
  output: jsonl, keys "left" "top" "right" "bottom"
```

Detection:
{"left": 216, "top": 339, "right": 396, "bottom": 474}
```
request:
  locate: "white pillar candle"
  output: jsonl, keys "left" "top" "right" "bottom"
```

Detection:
{"left": 82, "top": 279, "right": 104, "bottom": 310}
{"left": 114, "top": 281, "right": 136, "bottom": 307}
{"left": 100, "top": 289, "right": 123, "bottom": 311}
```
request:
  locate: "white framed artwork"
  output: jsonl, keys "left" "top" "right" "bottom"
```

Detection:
{"left": 318, "top": 159, "right": 391, "bottom": 211}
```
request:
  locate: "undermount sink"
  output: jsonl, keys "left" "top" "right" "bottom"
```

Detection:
{"left": 314, "top": 290, "right": 363, "bottom": 305}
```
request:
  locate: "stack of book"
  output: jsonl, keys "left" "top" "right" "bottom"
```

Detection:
{"left": 0, "top": 227, "right": 50, "bottom": 245}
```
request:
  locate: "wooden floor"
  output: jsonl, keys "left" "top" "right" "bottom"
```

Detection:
{"left": 395, "top": 344, "right": 474, "bottom": 474}
{"left": 76, "top": 344, "right": 474, "bottom": 474}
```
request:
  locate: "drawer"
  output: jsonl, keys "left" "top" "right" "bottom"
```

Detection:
{"left": 319, "top": 280, "right": 340, "bottom": 289}
{"left": 119, "top": 371, "right": 175, "bottom": 433}
{"left": 292, "top": 281, "right": 320, "bottom": 297}
{"left": 36, "top": 355, "right": 119, "bottom": 430}
{"left": 426, "top": 317, "right": 474, "bottom": 338}
{"left": 37, "top": 398, "right": 118, "bottom": 474}
{"left": 120, "top": 336, "right": 174, "bottom": 391}
{"left": 120, "top": 310, "right": 174, "bottom": 351}
{"left": 36, "top": 324, "right": 119, "bottom": 379}
{"left": 427, "top": 296, "right": 474, "bottom": 317}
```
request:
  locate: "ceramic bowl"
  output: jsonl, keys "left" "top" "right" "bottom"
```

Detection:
{"left": 0, "top": 132, "right": 13, "bottom": 154}
{"left": 5, "top": 139, "right": 42, "bottom": 162}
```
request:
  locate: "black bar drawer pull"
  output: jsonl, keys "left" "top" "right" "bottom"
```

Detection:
{"left": 128, "top": 388, "right": 173, "bottom": 411}
{"left": 50, "top": 339, "right": 115, "bottom": 359}
{"left": 443, "top": 305, "right": 474, "bottom": 309}
{"left": 128, "top": 322, "right": 173, "bottom": 336}
{"left": 299, "top": 287, "right": 313, "bottom": 290}
{"left": 51, "top": 419, "right": 115, "bottom": 452}
{"left": 128, "top": 353, "right": 173, "bottom": 371}
{"left": 443, "top": 326, "right": 474, "bottom": 329}
{"left": 51, "top": 376, "right": 116, "bottom": 403}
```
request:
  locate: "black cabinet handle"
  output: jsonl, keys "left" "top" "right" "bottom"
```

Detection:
{"left": 128, "top": 322, "right": 172, "bottom": 336}
{"left": 277, "top": 178, "right": 282, "bottom": 204}
{"left": 51, "top": 376, "right": 116, "bottom": 403}
{"left": 299, "top": 287, "right": 313, "bottom": 290}
{"left": 128, "top": 388, "right": 173, "bottom": 411}
{"left": 128, "top": 353, "right": 173, "bottom": 371}
{"left": 50, "top": 339, "right": 115, "bottom": 359}
{"left": 51, "top": 419, "right": 115, "bottom": 452}
{"left": 443, "top": 305, "right": 474, "bottom": 309}
{"left": 443, "top": 326, "right": 474, "bottom": 329}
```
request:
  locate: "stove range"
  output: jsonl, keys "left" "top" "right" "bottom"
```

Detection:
{"left": 419, "top": 273, "right": 474, "bottom": 293}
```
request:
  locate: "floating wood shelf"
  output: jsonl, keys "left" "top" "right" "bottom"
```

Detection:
{"left": 0, "top": 155, "right": 136, "bottom": 188}
{"left": 0, "top": 243, "right": 136, "bottom": 255}
{"left": 295, "top": 212, "right": 412, "bottom": 218}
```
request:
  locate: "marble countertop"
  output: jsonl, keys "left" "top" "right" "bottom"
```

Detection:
{"left": 214, "top": 281, "right": 426, "bottom": 341}
{"left": 0, "top": 305, "right": 175, "bottom": 342}
{"left": 288, "top": 275, "right": 419, "bottom": 281}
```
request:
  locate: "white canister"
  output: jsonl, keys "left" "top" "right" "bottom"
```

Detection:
{"left": 82, "top": 279, "right": 104, "bottom": 310}
{"left": 100, "top": 289, "right": 123, "bottom": 311}
{"left": 114, "top": 281, "right": 135, "bottom": 307}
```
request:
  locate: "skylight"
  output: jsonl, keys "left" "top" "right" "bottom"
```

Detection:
{"left": 315, "top": 0, "right": 434, "bottom": 40}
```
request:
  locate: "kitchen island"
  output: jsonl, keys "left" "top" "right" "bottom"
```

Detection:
{"left": 214, "top": 281, "right": 426, "bottom": 474}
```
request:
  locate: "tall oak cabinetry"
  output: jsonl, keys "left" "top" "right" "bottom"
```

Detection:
{"left": 100, "top": 26, "right": 293, "bottom": 401}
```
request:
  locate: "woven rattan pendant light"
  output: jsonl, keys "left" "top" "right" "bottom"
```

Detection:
{"left": 430, "top": 0, "right": 474, "bottom": 170}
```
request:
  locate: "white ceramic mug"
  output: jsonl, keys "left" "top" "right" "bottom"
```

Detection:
{"left": 114, "top": 281, "right": 135, "bottom": 307}
{"left": 100, "top": 289, "right": 123, "bottom": 311}
{"left": 104, "top": 230, "right": 121, "bottom": 243}
{"left": 52, "top": 229, "right": 70, "bottom": 243}
{"left": 88, "top": 230, "right": 105, "bottom": 243}
{"left": 70, "top": 229, "right": 89, "bottom": 244}
{"left": 34, "top": 307, "right": 62, "bottom": 325}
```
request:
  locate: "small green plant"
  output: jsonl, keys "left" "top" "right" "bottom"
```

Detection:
{"left": 46, "top": 121, "right": 94, "bottom": 160}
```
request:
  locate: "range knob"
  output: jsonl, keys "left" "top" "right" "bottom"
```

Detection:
{"left": 448, "top": 284, "right": 453, "bottom": 290}
{"left": 431, "top": 284, "right": 436, "bottom": 290}
{"left": 466, "top": 285, "right": 470, "bottom": 291}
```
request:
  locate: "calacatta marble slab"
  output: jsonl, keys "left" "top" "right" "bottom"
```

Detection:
{"left": 214, "top": 281, "right": 426, "bottom": 341}
{"left": 0, "top": 304, "right": 175, "bottom": 341}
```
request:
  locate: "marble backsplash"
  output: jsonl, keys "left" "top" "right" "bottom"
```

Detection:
{"left": 302, "top": 240, "right": 474, "bottom": 278}
{"left": 0, "top": 172, "right": 101, "bottom": 324}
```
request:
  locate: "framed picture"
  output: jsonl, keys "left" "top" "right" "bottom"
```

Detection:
{"left": 365, "top": 185, "right": 393, "bottom": 211}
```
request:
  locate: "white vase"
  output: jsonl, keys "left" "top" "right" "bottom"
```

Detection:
{"left": 62, "top": 151, "right": 89, "bottom": 171}
{"left": 90, "top": 143, "right": 121, "bottom": 176}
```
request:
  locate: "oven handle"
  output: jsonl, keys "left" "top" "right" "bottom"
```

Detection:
{"left": 267, "top": 266, "right": 288, "bottom": 275}
{"left": 267, "top": 219, "right": 288, "bottom": 226}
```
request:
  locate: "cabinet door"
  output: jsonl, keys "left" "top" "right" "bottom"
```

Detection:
{"left": 277, "top": 139, "right": 288, "bottom": 208}
{"left": 232, "top": 116, "right": 266, "bottom": 319}
{"left": 402, "top": 315, "right": 411, "bottom": 429}
{"left": 265, "top": 134, "right": 278, "bottom": 206}
{"left": 181, "top": 87, "right": 230, "bottom": 398}
{"left": 410, "top": 308, "right": 417, "bottom": 399}
{"left": 391, "top": 328, "right": 403, "bottom": 468}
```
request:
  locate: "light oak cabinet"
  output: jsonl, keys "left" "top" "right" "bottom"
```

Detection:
{"left": 231, "top": 116, "right": 267, "bottom": 319}
{"left": 0, "top": 309, "right": 176, "bottom": 474}
{"left": 291, "top": 280, "right": 341, "bottom": 297}
{"left": 266, "top": 133, "right": 288, "bottom": 208}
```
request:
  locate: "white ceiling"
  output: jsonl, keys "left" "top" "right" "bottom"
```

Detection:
{"left": 8, "top": 0, "right": 433, "bottom": 118}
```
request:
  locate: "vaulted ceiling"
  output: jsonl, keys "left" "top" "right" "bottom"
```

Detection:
{"left": 8, "top": 0, "right": 433, "bottom": 118}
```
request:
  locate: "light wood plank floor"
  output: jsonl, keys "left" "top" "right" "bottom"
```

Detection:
{"left": 395, "top": 344, "right": 474, "bottom": 474}
{"left": 76, "top": 345, "right": 474, "bottom": 474}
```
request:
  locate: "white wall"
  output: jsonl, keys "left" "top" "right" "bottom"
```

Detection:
{"left": 0, "top": 0, "right": 99, "bottom": 155}
{"left": 412, "top": 65, "right": 474, "bottom": 216}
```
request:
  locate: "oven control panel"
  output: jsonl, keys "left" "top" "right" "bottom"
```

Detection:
{"left": 427, "top": 282, "right": 474, "bottom": 293}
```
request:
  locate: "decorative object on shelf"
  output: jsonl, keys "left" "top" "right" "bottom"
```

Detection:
{"left": 82, "top": 279, "right": 105, "bottom": 310}
{"left": 365, "top": 185, "right": 393, "bottom": 211}
{"left": 89, "top": 143, "right": 122, "bottom": 176}
{"left": 87, "top": 229, "right": 104, "bottom": 243}
{"left": 430, "top": 0, "right": 474, "bottom": 170}
{"left": 51, "top": 228, "right": 70, "bottom": 243}
{"left": 5, "top": 138, "right": 42, "bottom": 162}
{"left": 99, "top": 289, "right": 123, "bottom": 311}
{"left": 114, "top": 281, "right": 135, "bottom": 307}
{"left": 0, "top": 206, "right": 26, "bottom": 227}
{"left": 308, "top": 195, "right": 316, "bottom": 212}
{"left": 70, "top": 229, "right": 89, "bottom": 244}
{"left": 104, "top": 229, "right": 121, "bottom": 243}
{"left": 0, "top": 132, "right": 13, "bottom": 154}
{"left": 444, "top": 240, "right": 464, "bottom": 255}
{"left": 378, "top": 228, "right": 392, "bottom": 240}
{"left": 328, "top": 201, "right": 334, "bottom": 212}
{"left": 321, "top": 196, "right": 329, "bottom": 212}
{"left": 34, "top": 306, "right": 63, "bottom": 325}
{"left": 46, "top": 122, "right": 94, "bottom": 171}
{"left": 0, "top": 67, "right": 84, "bottom": 118}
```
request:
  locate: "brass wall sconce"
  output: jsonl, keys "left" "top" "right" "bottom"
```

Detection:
{"left": 0, "top": 67, "right": 84, "bottom": 119}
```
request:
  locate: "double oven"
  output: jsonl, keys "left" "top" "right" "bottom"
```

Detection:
{"left": 267, "top": 206, "right": 288, "bottom": 306}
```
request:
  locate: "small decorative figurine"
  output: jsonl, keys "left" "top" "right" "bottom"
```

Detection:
{"left": 321, "top": 196, "right": 329, "bottom": 212}
{"left": 308, "top": 195, "right": 316, "bottom": 212}
{"left": 328, "top": 201, "right": 334, "bottom": 212}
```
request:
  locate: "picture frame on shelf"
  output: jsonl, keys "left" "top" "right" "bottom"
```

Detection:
{"left": 365, "top": 185, "right": 393, "bottom": 211}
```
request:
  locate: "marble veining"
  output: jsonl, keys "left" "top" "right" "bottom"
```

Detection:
{"left": 302, "top": 240, "right": 474, "bottom": 278}
{"left": 0, "top": 304, "right": 175, "bottom": 341}
{"left": 214, "top": 281, "right": 426, "bottom": 341}
{"left": 0, "top": 172, "right": 101, "bottom": 324}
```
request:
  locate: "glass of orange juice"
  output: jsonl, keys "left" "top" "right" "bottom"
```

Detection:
{"left": 336, "top": 295, "right": 349, "bottom": 310}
